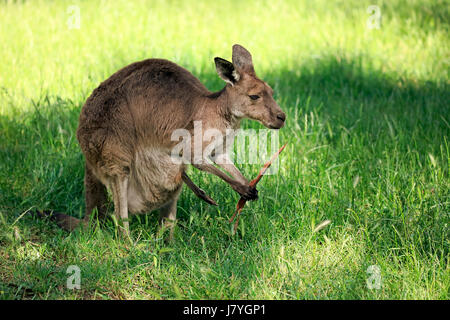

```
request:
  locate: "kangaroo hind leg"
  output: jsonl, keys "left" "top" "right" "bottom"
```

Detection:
{"left": 110, "top": 175, "right": 130, "bottom": 237}
{"left": 158, "top": 186, "right": 182, "bottom": 242}
{"left": 82, "top": 164, "right": 109, "bottom": 226}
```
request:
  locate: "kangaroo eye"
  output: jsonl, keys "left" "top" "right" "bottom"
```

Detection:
{"left": 249, "top": 95, "right": 260, "bottom": 100}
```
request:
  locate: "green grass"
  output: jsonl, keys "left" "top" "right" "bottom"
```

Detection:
{"left": 0, "top": 0, "right": 449, "bottom": 299}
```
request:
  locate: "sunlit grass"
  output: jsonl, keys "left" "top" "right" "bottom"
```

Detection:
{"left": 0, "top": 0, "right": 448, "bottom": 299}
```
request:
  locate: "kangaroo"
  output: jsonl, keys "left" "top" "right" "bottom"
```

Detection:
{"left": 40, "top": 44, "right": 286, "bottom": 239}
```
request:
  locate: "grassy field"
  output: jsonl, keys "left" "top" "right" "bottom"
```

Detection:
{"left": 0, "top": 0, "right": 449, "bottom": 299}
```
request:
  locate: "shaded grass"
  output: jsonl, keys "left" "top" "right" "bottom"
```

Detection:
{"left": 0, "top": 0, "right": 449, "bottom": 299}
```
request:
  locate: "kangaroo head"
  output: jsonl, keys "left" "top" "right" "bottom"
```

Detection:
{"left": 214, "top": 44, "right": 286, "bottom": 129}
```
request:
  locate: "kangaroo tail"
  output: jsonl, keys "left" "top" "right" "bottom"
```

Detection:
{"left": 34, "top": 210, "right": 86, "bottom": 232}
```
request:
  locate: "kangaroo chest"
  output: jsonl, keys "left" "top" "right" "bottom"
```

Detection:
{"left": 127, "top": 147, "right": 184, "bottom": 214}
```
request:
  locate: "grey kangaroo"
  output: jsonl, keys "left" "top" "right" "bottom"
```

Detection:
{"left": 41, "top": 44, "right": 286, "bottom": 239}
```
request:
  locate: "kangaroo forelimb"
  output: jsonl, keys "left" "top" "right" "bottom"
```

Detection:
{"left": 182, "top": 172, "right": 218, "bottom": 206}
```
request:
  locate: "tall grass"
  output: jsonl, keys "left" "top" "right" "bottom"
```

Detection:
{"left": 0, "top": 0, "right": 448, "bottom": 299}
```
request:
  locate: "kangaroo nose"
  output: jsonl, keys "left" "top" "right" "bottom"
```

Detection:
{"left": 276, "top": 113, "right": 286, "bottom": 122}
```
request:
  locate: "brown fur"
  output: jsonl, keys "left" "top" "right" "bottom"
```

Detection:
{"left": 52, "top": 44, "right": 286, "bottom": 239}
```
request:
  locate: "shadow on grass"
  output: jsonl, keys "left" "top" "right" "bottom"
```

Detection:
{"left": 0, "top": 54, "right": 448, "bottom": 298}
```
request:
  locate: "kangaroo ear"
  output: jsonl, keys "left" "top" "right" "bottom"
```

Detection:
{"left": 232, "top": 44, "right": 255, "bottom": 75}
{"left": 214, "top": 57, "right": 240, "bottom": 85}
